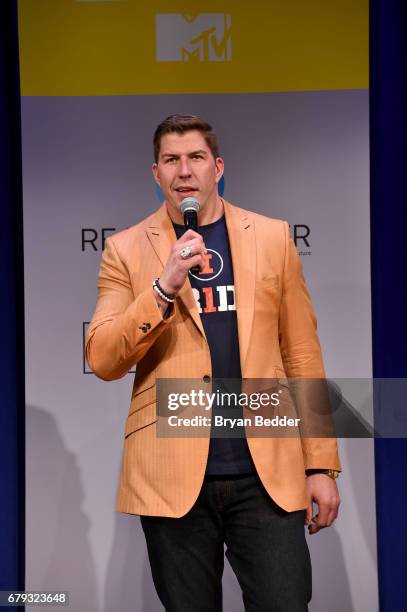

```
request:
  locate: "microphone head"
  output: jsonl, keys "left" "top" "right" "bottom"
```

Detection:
{"left": 180, "top": 197, "right": 200, "bottom": 215}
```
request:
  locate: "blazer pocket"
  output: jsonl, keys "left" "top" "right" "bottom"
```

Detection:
{"left": 129, "top": 382, "right": 156, "bottom": 415}
{"left": 125, "top": 402, "right": 157, "bottom": 437}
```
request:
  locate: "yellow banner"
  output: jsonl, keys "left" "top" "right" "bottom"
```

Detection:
{"left": 18, "top": 0, "right": 368, "bottom": 96}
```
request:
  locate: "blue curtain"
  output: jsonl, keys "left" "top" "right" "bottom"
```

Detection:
{"left": 0, "top": 0, "right": 25, "bottom": 598}
{"left": 371, "top": 1, "right": 407, "bottom": 609}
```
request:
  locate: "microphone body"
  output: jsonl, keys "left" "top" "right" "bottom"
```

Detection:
{"left": 183, "top": 208, "right": 198, "bottom": 232}
{"left": 180, "top": 198, "right": 201, "bottom": 274}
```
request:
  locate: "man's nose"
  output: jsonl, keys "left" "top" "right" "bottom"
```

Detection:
{"left": 179, "top": 157, "right": 192, "bottom": 177}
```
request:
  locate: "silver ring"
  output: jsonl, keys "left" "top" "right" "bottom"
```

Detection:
{"left": 180, "top": 246, "right": 193, "bottom": 259}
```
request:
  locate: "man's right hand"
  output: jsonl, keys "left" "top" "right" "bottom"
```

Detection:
{"left": 159, "top": 229, "right": 207, "bottom": 297}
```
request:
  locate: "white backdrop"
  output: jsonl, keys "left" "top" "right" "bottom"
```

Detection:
{"left": 22, "top": 90, "right": 376, "bottom": 610}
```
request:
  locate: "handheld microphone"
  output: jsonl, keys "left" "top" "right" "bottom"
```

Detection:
{"left": 180, "top": 197, "right": 200, "bottom": 231}
{"left": 180, "top": 197, "right": 201, "bottom": 273}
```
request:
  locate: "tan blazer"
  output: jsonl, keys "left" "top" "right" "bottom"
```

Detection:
{"left": 86, "top": 200, "right": 341, "bottom": 517}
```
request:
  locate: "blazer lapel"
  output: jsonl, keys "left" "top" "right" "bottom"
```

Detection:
{"left": 145, "top": 204, "right": 205, "bottom": 337}
{"left": 223, "top": 200, "right": 256, "bottom": 376}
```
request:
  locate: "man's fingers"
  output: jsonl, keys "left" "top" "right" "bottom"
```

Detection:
{"left": 177, "top": 229, "right": 201, "bottom": 243}
{"left": 316, "top": 503, "right": 331, "bottom": 527}
{"left": 177, "top": 237, "right": 205, "bottom": 252}
{"left": 186, "top": 254, "right": 206, "bottom": 271}
{"left": 176, "top": 238, "right": 206, "bottom": 261}
{"left": 308, "top": 512, "right": 327, "bottom": 534}
{"left": 323, "top": 493, "right": 340, "bottom": 527}
{"left": 326, "top": 500, "right": 340, "bottom": 526}
{"left": 305, "top": 502, "right": 313, "bottom": 526}
{"left": 308, "top": 500, "right": 330, "bottom": 534}
{"left": 308, "top": 498, "right": 340, "bottom": 534}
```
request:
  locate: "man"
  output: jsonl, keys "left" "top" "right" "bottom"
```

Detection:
{"left": 86, "top": 114, "right": 341, "bottom": 611}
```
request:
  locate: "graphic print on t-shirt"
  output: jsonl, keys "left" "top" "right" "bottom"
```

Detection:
{"left": 189, "top": 248, "right": 236, "bottom": 314}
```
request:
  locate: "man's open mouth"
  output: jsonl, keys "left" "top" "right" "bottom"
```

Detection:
{"left": 175, "top": 187, "right": 197, "bottom": 194}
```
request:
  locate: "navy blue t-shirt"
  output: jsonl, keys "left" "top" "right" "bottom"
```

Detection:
{"left": 174, "top": 216, "right": 255, "bottom": 475}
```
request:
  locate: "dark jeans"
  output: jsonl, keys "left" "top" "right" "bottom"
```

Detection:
{"left": 140, "top": 474, "right": 311, "bottom": 612}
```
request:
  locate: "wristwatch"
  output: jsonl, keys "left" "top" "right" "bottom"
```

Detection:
{"left": 305, "top": 469, "right": 340, "bottom": 480}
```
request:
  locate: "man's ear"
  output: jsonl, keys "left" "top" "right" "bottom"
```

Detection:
{"left": 215, "top": 157, "right": 225, "bottom": 184}
{"left": 152, "top": 162, "right": 160, "bottom": 185}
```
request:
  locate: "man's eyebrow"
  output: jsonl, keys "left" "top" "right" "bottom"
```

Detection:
{"left": 161, "top": 150, "right": 208, "bottom": 158}
{"left": 189, "top": 149, "right": 208, "bottom": 156}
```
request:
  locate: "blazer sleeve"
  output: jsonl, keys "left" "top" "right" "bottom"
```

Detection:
{"left": 85, "top": 236, "right": 176, "bottom": 381}
{"left": 279, "top": 221, "right": 341, "bottom": 471}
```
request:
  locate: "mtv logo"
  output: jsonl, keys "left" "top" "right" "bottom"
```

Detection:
{"left": 156, "top": 13, "right": 232, "bottom": 62}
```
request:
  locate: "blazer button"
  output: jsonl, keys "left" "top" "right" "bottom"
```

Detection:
{"left": 203, "top": 375, "right": 211, "bottom": 383}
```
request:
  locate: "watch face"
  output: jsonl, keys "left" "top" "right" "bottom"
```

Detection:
{"left": 328, "top": 470, "right": 339, "bottom": 479}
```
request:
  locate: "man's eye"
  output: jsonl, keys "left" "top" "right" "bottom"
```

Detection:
{"left": 166, "top": 158, "right": 177, "bottom": 164}
{"left": 192, "top": 154, "right": 203, "bottom": 160}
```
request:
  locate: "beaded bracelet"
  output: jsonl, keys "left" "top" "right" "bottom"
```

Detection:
{"left": 153, "top": 278, "right": 176, "bottom": 303}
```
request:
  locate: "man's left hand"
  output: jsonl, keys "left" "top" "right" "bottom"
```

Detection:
{"left": 305, "top": 474, "right": 340, "bottom": 535}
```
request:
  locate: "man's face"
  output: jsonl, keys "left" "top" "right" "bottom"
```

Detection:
{"left": 152, "top": 130, "right": 224, "bottom": 222}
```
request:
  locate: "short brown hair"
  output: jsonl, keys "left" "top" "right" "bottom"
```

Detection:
{"left": 153, "top": 114, "right": 220, "bottom": 162}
